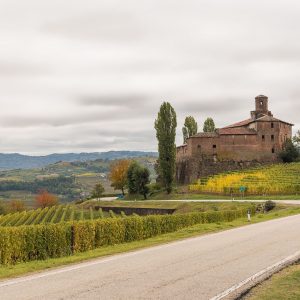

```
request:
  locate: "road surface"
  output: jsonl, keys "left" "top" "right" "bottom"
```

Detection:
{"left": 1, "top": 214, "right": 300, "bottom": 300}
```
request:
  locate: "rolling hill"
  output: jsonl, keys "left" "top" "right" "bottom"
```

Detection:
{"left": 0, "top": 151, "right": 157, "bottom": 170}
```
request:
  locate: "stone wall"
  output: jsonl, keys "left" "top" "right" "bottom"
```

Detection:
{"left": 176, "top": 156, "right": 266, "bottom": 184}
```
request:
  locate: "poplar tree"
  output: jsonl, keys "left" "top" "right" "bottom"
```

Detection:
{"left": 182, "top": 116, "right": 198, "bottom": 143}
{"left": 203, "top": 117, "right": 216, "bottom": 132}
{"left": 154, "top": 102, "right": 177, "bottom": 194}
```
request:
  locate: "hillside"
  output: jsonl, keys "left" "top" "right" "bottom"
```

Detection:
{"left": 190, "top": 163, "right": 300, "bottom": 195}
{"left": 0, "top": 151, "right": 157, "bottom": 170}
{"left": 0, "top": 156, "right": 157, "bottom": 205}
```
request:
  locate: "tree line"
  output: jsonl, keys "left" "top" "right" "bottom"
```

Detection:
{"left": 0, "top": 176, "right": 80, "bottom": 197}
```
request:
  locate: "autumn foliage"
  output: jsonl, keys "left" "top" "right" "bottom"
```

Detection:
{"left": 35, "top": 190, "right": 58, "bottom": 208}
{"left": 109, "top": 159, "right": 131, "bottom": 195}
{"left": 9, "top": 200, "right": 25, "bottom": 212}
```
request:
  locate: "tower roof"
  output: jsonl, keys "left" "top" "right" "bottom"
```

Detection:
{"left": 255, "top": 94, "right": 268, "bottom": 99}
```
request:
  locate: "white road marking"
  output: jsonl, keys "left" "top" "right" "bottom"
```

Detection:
{"left": 210, "top": 250, "right": 300, "bottom": 300}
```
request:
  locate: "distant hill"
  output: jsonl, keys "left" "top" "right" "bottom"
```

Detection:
{"left": 0, "top": 151, "right": 158, "bottom": 170}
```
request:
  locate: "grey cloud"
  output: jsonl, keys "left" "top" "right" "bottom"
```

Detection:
{"left": 0, "top": 62, "right": 48, "bottom": 77}
{"left": 77, "top": 94, "right": 148, "bottom": 107}
{"left": 0, "top": 0, "right": 299, "bottom": 154}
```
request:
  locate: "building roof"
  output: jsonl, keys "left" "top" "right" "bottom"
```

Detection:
{"left": 224, "top": 118, "right": 253, "bottom": 128}
{"left": 224, "top": 115, "right": 293, "bottom": 128}
{"left": 218, "top": 127, "right": 257, "bottom": 135}
{"left": 191, "top": 132, "right": 219, "bottom": 138}
{"left": 255, "top": 115, "right": 294, "bottom": 126}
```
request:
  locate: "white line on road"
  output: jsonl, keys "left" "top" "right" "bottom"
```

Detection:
{"left": 210, "top": 250, "right": 300, "bottom": 300}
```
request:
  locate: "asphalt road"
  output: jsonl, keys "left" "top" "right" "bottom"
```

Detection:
{"left": 1, "top": 214, "right": 300, "bottom": 300}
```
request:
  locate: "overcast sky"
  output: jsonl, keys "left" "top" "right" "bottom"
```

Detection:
{"left": 0, "top": 0, "right": 299, "bottom": 155}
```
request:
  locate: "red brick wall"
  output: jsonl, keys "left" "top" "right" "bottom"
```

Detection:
{"left": 176, "top": 121, "right": 292, "bottom": 164}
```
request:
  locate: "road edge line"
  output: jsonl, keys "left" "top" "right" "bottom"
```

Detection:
{"left": 210, "top": 250, "right": 300, "bottom": 300}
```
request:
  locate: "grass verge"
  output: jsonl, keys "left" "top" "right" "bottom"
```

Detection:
{"left": 148, "top": 192, "right": 300, "bottom": 201}
{"left": 1, "top": 206, "right": 300, "bottom": 280}
{"left": 83, "top": 199, "right": 255, "bottom": 214}
{"left": 245, "top": 263, "right": 300, "bottom": 300}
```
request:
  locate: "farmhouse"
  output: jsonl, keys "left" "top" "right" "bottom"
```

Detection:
{"left": 176, "top": 95, "right": 293, "bottom": 184}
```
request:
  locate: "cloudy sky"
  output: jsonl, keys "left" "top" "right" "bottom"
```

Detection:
{"left": 0, "top": 0, "right": 299, "bottom": 155}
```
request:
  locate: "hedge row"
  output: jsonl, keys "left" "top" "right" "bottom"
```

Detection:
{"left": 0, "top": 207, "right": 254, "bottom": 265}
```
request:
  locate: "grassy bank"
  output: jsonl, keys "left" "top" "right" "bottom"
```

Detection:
{"left": 147, "top": 191, "right": 300, "bottom": 201}
{"left": 1, "top": 205, "right": 300, "bottom": 280}
{"left": 83, "top": 200, "right": 255, "bottom": 214}
{"left": 245, "top": 263, "right": 300, "bottom": 300}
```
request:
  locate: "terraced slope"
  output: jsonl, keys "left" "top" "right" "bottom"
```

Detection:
{"left": 0, "top": 205, "right": 112, "bottom": 226}
{"left": 190, "top": 163, "right": 300, "bottom": 195}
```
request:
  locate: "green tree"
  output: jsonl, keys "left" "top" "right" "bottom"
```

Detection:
{"left": 91, "top": 183, "right": 105, "bottom": 199}
{"left": 154, "top": 102, "right": 177, "bottom": 194}
{"left": 280, "top": 139, "right": 299, "bottom": 163}
{"left": 127, "top": 161, "right": 150, "bottom": 199}
{"left": 293, "top": 130, "right": 300, "bottom": 145}
{"left": 127, "top": 161, "right": 139, "bottom": 194}
{"left": 134, "top": 165, "right": 150, "bottom": 200}
{"left": 203, "top": 117, "right": 216, "bottom": 132}
{"left": 182, "top": 116, "right": 198, "bottom": 143}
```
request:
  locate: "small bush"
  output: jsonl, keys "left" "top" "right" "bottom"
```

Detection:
{"left": 264, "top": 200, "right": 276, "bottom": 212}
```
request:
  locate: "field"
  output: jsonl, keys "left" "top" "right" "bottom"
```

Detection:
{"left": 190, "top": 163, "right": 300, "bottom": 195}
{"left": 0, "top": 200, "right": 256, "bottom": 227}
{"left": 0, "top": 205, "right": 120, "bottom": 226}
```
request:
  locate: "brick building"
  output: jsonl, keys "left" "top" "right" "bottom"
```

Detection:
{"left": 176, "top": 95, "right": 293, "bottom": 184}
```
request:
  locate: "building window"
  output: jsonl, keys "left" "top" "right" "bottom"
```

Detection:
{"left": 262, "top": 135, "right": 265, "bottom": 141}
{"left": 260, "top": 100, "right": 263, "bottom": 106}
{"left": 271, "top": 135, "right": 274, "bottom": 141}
{"left": 272, "top": 148, "right": 275, "bottom": 153}
{"left": 213, "top": 145, "right": 216, "bottom": 149}
{"left": 271, "top": 122, "right": 274, "bottom": 128}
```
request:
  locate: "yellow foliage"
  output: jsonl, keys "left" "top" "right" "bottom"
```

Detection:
{"left": 190, "top": 163, "right": 300, "bottom": 195}
{"left": 109, "top": 159, "right": 131, "bottom": 194}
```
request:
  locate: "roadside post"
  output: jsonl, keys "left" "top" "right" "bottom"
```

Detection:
{"left": 240, "top": 186, "right": 246, "bottom": 198}
{"left": 247, "top": 209, "right": 251, "bottom": 222}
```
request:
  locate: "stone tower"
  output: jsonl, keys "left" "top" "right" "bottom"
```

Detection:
{"left": 251, "top": 95, "right": 273, "bottom": 119}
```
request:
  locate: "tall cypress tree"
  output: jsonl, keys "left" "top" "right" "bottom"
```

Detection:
{"left": 154, "top": 102, "right": 177, "bottom": 194}
{"left": 203, "top": 117, "right": 216, "bottom": 132}
{"left": 182, "top": 116, "right": 198, "bottom": 143}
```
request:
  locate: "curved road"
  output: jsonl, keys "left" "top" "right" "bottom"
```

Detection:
{"left": 1, "top": 214, "right": 300, "bottom": 299}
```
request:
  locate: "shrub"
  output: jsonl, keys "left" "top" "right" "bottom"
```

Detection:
{"left": 0, "top": 207, "right": 254, "bottom": 265}
{"left": 264, "top": 200, "right": 276, "bottom": 212}
{"left": 0, "top": 224, "right": 71, "bottom": 265}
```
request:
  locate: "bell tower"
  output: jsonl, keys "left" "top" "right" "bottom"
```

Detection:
{"left": 251, "top": 95, "right": 273, "bottom": 119}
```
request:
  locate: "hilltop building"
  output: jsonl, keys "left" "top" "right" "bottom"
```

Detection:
{"left": 176, "top": 95, "right": 293, "bottom": 183}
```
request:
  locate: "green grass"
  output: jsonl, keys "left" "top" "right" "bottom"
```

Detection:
{"left": 1, "top": 205, "right": 300, "bottom": 280}
{"left": 145, "top": 191, "right": 300, "bottom": 201}
{"left": 246, "top": 264, "right": 300, "bottom": 300}
{"left": 83, "top": 199, "right": 256, "bottom": 214}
